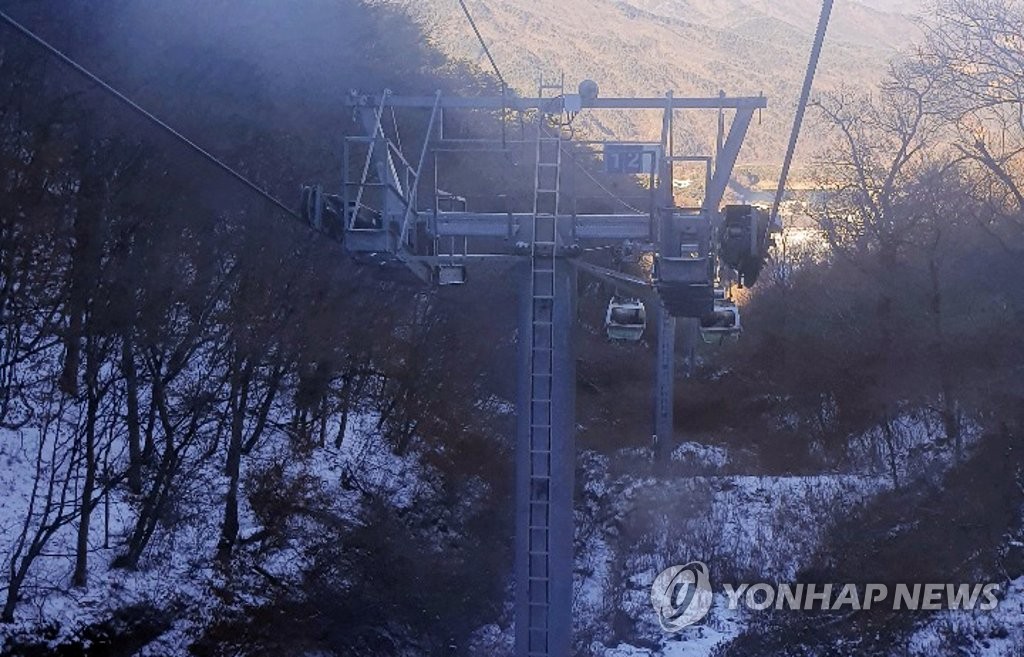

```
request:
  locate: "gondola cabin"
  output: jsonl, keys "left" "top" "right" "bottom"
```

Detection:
{"left": 699, "top": 297, "right": 742, "bottom": 344}
{"left": 606, "top": 298, "right": 647, "bottom": 341}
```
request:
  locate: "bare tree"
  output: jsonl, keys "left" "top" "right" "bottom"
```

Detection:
{"left": 915, "top": 0, "right": 1024, "bottom": 235}
{"left": 3, "top": 392, "right": 80, "bottom": 622}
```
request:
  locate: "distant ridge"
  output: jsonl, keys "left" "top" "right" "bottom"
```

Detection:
{"left": 375, "top": 0, "right": 927, "bottom": 175}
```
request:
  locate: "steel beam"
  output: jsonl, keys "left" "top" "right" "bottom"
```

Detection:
{"left": 570, "top": 259, "right": 654, "bottom": 298}
{"left": 434, "top": 212, "right": 652, "bottom": 240}
{"left": 706, "top": 108, "right": 755, "bottom": 212}
{"left": 350, "top": 95, "right": 768, "bottom": 111}
{"left": 654, "top": 305, "right": 676, "bottom": 459}
{"left": 654, "top": 100, "right": 677, "bottom": 459}
{"left": 574, "top": 214, "right": 654, "bottom": 241}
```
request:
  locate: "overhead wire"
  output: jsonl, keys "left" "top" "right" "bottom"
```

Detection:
{"left": 770, "top": 0, "right": 834, "bottom": 227}
{"left": 457, "top": 0, "right": 507, "bottom": 90}
{"left": 455, "top": 1, "right": 638, "bottom": 217}
{"left": 457, "top": 0, "right": 511, "bottom": 148}
{"left": 0, "top": 7, "right": 304, "bottom": 222}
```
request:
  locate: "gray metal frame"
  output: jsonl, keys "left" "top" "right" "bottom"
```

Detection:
{"left": 331, "top": 85, "right": 766, "bottom": 657}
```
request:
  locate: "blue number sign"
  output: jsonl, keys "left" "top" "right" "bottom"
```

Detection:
{"left": 604, "top": 144, "right": 658, "bottom": 174}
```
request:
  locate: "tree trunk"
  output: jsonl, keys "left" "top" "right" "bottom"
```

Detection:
{"left": 217, "top": 358, "right": 251, "bottom": 563}
{"left": 122, "top": 334, "right": 143, "bottom": 494}
{"left": 117, "top": 373, "right": 183, "bottom": 569}
{"left": 143, "top": 392, "right": 157, "bottom": 462}
{"left": 2, "top": 541, "right": 44, "bottom": 623}
{"left": 73, "top": 342, "right": 100, "bottom": 587}
{"left": 928, "top": 255, "right": 960, "bottom": 458}
{"left": 218, "top": 418, "right": 243, "bottom": 563}
{"left": 335, "top": 373, "right": 355, "bottom": 449}
{"left": 59, "top": 155, "right": 105, "bottom": 397}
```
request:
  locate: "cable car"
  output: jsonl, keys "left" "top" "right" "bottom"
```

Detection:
{"left": 436, "top": 263, "right": 467, "bottom": 286}
{"left": 720, "top": 205, "right": 771, "bottom": 287}
{"left": 605, "top": 298, "right": 647, "bottom": 342}
{"left": 699, "top": 297, "right": 741, "bottom": 344}
{"left": 653, "top": 212, "right": 715, "bottom": 318}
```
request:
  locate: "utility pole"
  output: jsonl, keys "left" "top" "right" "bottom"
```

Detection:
{"left": 654, "top": 93, "right": 676, "bottom": 461}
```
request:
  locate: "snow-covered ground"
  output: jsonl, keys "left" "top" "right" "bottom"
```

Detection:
{"left": 906, "top": 576, "right": 1024, "bottom": 657}
{"left": 575, "top": 442, "right": 892, "bottom": 656}
{"left": 0, "top": 408, "right": 1007, "bottom": 656}
{"left": 601, "top": 595, "right": 747, "bottom": 657}
{"left": 0, "top": 406, "right": 428, "bottom": 653}
{"left": 0, "top": 418, "right": 215, "bottom": 650}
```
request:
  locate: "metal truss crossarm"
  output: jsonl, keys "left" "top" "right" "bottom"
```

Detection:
{"left": 706, "top": 108, "right": 756, "bottom": 213}
{"left": 398, "top": 91, "right": 442, "bottom": 247}
{"left": 348, "top": 95, "right": 768, "bottom": 111}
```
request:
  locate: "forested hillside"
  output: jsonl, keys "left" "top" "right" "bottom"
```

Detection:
{"left": 0, "top": 1, "right": 529, "bottom": 654}
{"left": 375, "top": 0, "right": 927, "bottom": 170}
{"left": 1, "top": 1, "right": 1023, "bottom": 657}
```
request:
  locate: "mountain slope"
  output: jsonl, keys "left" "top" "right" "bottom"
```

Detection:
{"left": 374, "top": 0, "right": 927, "bottom": 171}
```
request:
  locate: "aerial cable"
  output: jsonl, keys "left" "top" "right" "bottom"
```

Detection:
{"left": 0, "top": 8, "right": 303, "bottom": 222}
{"left": 457, "top": 0, "right": 510, "bottom": 149}
{"left": 458, "top": 0, "right": 507, "bottom": 90}
{"left": 770, "top": 0, "right": 834, "bottom": 228}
